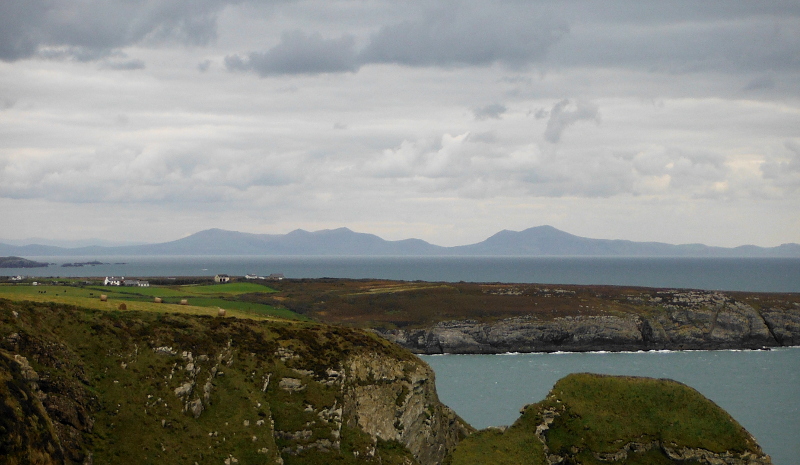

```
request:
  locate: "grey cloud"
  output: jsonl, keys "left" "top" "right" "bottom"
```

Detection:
{"left": 548, "top": 6, "right": 800, "bottom": 75}
{"left": 473, "top": 104, "right": 507, "bottom": 121}
{"left": 0, "top": 145, "right": 302, "bottom": 204}
{"left": 227, "top": 2, "right": 568, "bottom": 77}
{"left": 468, "top": 132, "right": 498, "bottom": 144}
{"left": 101, "top": 59, "right": 146, "bottom": 70}
{"left": 225, "top": 31, "right": 358, "bottom": 76}
{"left": 359, "top": 4, "right": 568, "bottom": 68}
{"left": 543, "top": 100, "right": 599, "bottom": 144}
{"left": 761, "top": 141, "right": 800, "bottom": 191}
{"left": 743, "top": 76, "right": 776, "bottom": 91}
{"left": 0, "top": 0, "right": 230, "bottom": 62}
{"left": 197, "top": 59, "right": 212, "bottom": 72}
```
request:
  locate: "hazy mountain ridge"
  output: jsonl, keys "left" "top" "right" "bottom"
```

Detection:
{"left": 0, "top": 225, "right": 798, "bottom": 257}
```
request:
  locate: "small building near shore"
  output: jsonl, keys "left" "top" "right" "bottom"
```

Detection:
{"left": 214, "top": 274, "right": 231, "bottom": 283}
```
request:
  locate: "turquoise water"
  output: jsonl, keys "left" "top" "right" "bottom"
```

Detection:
{"left": 421, "top": 348, "right": 800, "bottom": 465}
{"left": 12, "top": 256, "right": 800, "bottom": 292}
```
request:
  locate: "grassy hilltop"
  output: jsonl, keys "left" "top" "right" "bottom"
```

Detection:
{"left": 0, "top": 299, "right": 469, "bottom": 465}
{"left": 447, "top": 373, "right": 770, "bottom": 465}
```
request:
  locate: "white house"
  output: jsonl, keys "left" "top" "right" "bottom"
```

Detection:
{"left": 214, "top": 274, "right": 231, "bottom": 283}
{"left": 104, "top": 276, "right": 122, "bottom": 286}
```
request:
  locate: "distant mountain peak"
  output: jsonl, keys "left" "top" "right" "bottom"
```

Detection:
{"left": 0, "top": 225, "right": 797, "bottom": 258}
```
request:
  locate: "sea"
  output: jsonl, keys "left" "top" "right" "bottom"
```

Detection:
{"left": 7, "top": 255, "right": 800, "bottom": 292}
{"left": 6, "top": 255, "right": 800, "bottom": 463}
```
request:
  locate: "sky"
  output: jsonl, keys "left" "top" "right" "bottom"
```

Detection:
{"left": 1, "top": 0, "right": 799, "bottom": 248}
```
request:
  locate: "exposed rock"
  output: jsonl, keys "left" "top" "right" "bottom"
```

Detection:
{"left": 174, "top": 382, "right": 193, "bottom": 397}
{"left": 343, "top": 352, "right": 472, "bottom": 465}
{"left": 760, "top": 307, "right": 800, "bottom": 346}
{"left": 377, "top": 290, "right": 796, "bottom": 354}
{"left": 278, "top": 377, "right": 305, "bottom": 392}
{"left": 187, "top": 398, "right": 203, "bottom": 418}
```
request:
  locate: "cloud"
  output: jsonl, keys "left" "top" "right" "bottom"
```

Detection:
{"left": 0, "top": 145, "right": 303, "bottom": 204}
{"left": 543, "top": 100, "right": 600, "bottom": 143}
{"left": 366, "top": 133, "right": 472, "bottom": 179}
{"left": 473, "top": 103, "right": 507, "bottom": 121}
{"left": 743, "top": 75, "right": 775, "bottom": 91}
{"left": 359, "top": 4, "right": 568, "bottom": 68}
{"left": 226, "top": 2, "right": 569, "bottom": 77}
{"left": 0, "top": 0, "right": 228, "bottom": 62}
{"left": 225, "top": 31, "right": 359, "bottom": 76}
{"left": 101, "top": 59, "right": 146, "bottom": 70}
{"left": 547, "top": 4, "right": 800, "bottom": 75}
{"left": 197, "top": 59, "right": 212, "bottom": 72}
{"left": 761, "top": 141, "right": 800, "bottom": 192}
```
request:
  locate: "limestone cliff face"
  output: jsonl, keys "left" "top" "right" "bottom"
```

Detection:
{"left": 377, "top": 290, "right": 799, "bottom": 354}
{"left": 343, "top": 353, "right": 470, "bottom": 465}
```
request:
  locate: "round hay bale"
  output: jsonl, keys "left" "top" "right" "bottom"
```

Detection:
{"left": 118, "top": 303, "right": 127, "bottom": 310}
{"left": 180, "top": 299, "right": 188, "bottom": 305}
{"left": 154, "top": 297, "right": 162, "bottom": 303}
{"left": 217, "top": 308, "right": 226, "bottom": 317}
{"left": 100, "top": 295, "right": 108, "bottom": 302}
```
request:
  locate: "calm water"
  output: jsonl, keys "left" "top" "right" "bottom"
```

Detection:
{"left": 421, "top": 349, "right": 800, "bottom": 465}
{"left": 10, "top": 256, "right": 800, "bottom": 292}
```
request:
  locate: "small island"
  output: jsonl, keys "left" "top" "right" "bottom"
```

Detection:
{"left": 61, "top": 260, "right": 107, "bottom": 267}
{"left": 0, "top": 256, "right": 48, "bottom": 268}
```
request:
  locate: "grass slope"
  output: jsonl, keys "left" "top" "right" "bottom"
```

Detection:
{"left": 448, "top": 373, "right": 767, "bottom": 465}
{"left": 0, "top": 299, "right": 420, "bottom": 465}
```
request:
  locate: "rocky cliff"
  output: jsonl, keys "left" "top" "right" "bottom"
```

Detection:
{"left": 0, "top": 299, "right": 471, "bottom": 465}
{"left": 376, "top": 289, "right": 800, "bottom": 353}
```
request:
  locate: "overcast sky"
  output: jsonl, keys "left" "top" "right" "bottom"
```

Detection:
{"left": 1, "top": 0, "right": 799, "bottom": 247}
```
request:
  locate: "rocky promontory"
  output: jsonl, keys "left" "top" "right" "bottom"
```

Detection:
{"left": 0, "top": 256, "right": 49, "bottom": 268}
{"left": 374, "top": 289, "right": 800, "bottom": 354}
{"left": 447, "top": 373, "right": 773, "bottom": 465}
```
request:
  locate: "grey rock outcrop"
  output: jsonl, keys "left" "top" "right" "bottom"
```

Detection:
{"left": 343, "top": 352, "right": 471, "bottom": 465}
{"left": 376, "top": 290, "right": 799, "bottom": 354}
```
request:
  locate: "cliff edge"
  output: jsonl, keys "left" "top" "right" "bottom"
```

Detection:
{"left": 375, "top": 289, "right": 800, "bottom": 354}
{"left": 0, "top": 299, "right": 471, "bottom": 465}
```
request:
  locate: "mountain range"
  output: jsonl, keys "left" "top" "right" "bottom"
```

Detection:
{"left": 2, "top": 225, "right": 799, "bottom": 257}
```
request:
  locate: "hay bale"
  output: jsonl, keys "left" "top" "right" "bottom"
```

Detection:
{"left": 154, "top": 297, "right": 162, "bottom": 303}
{"left": 118, "top": 303, "right": 127, "bottom": 310}
{"left": 100, "top": 295, "right": 108, "bottom": 302}
{"left": 217, "top": 308, "right": 226, "bottom": 317}
{"left": 180, "top": 299, "right": 188, "bottom": 305}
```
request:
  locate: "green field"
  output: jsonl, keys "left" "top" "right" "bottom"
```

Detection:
{"left": 0, "top": 282, "right": 303, "bottom": 321}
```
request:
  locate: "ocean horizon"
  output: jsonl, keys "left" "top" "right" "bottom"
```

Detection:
{"left": 6, "top": 255, "right": 800, "bottom": 293}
